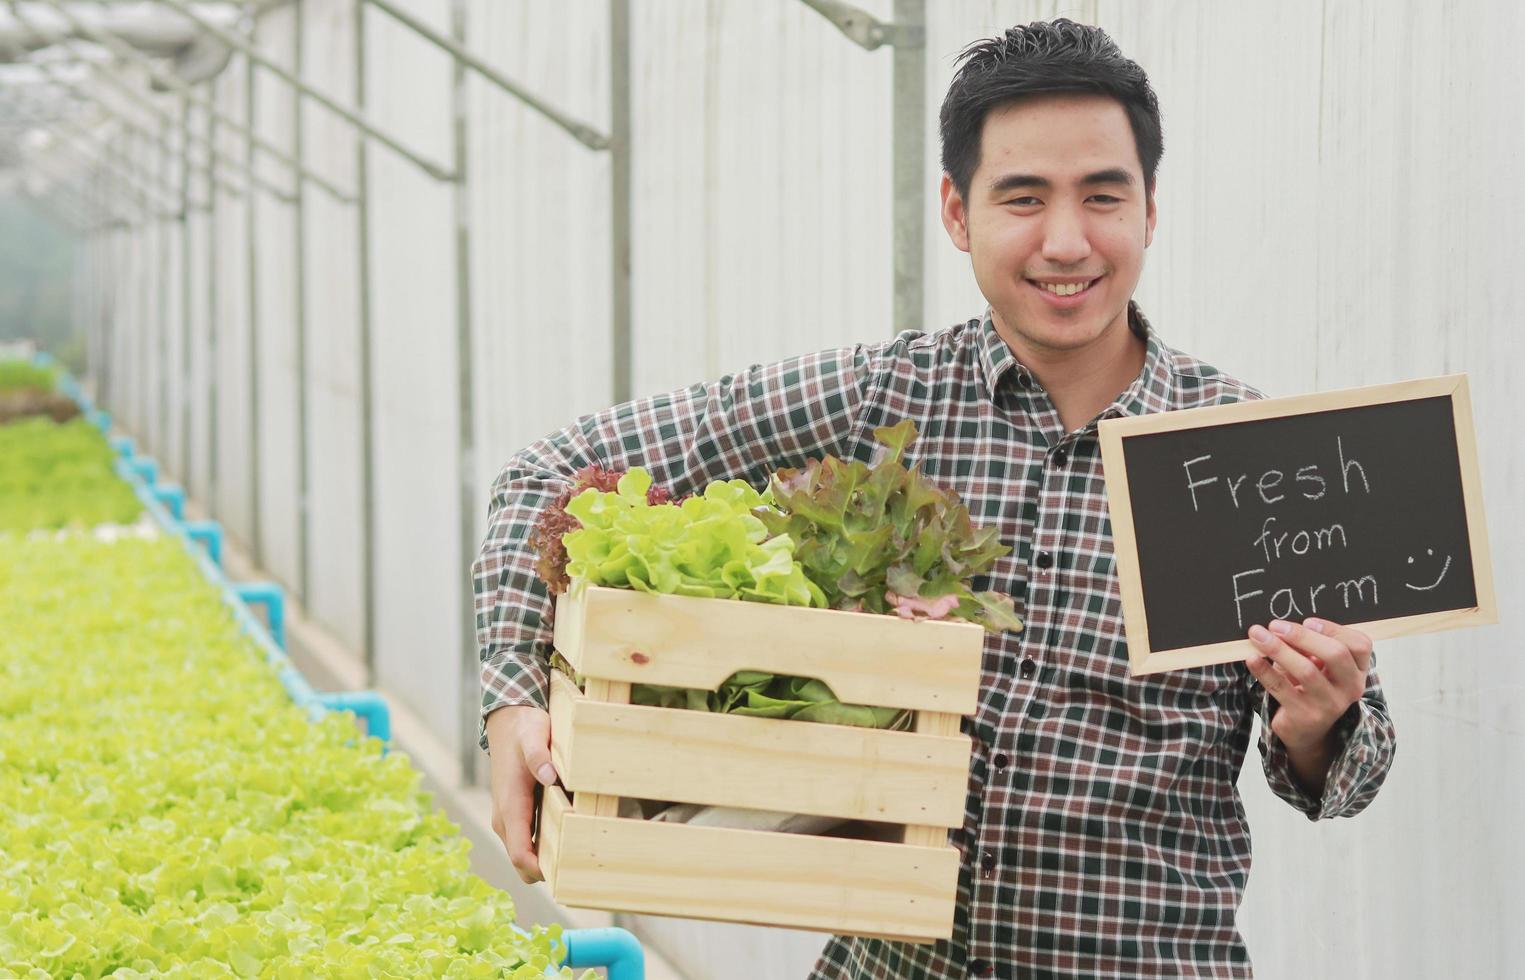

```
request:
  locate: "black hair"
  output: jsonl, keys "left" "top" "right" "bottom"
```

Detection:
{"left": 939, "top": 19, "right": 1163, "bottom": 201}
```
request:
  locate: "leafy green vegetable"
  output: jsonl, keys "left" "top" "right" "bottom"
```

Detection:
{"left": 0, "top": 417, "right": 142, "bottom": 530}
{"left": 0, "top": 535, "right": 588, "bottom": 978}
{"left": 758, "top": 419, "right": 1024, "bottom": 633}
{"left": 0, "top": 359, "right": 55, "bottom": 393}
{"left": 564, "top": 468, "right": 825, "bottom": 607}
{"left": 629, "top": 670, "right": 910, "bottom": 730}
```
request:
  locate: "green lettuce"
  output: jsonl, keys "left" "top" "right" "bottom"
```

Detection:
{"left": 563, "top": 468, "right": 825, "bottom": 607}
{"left": 758, "top": 419, "right": 1024, "bottom": 633}
{"left": 0, "top": 417, "right": 142, "bottom": 530}
{"left": 0, "top": 535, "right": 588, "bottom": 978}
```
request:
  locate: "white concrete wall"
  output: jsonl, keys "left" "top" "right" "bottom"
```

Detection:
{"left": 83, "top": 2, "right": 1524, "bottom": 976}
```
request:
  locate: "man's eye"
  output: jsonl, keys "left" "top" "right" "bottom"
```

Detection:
{"left": 1005, "top": 197, "right": 1041, "bottom": 207}
{"left": 1089, "top": 195, "right": 1122, "bottom": 204}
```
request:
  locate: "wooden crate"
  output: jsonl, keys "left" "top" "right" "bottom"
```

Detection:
{"left": 537, "top": 582, "right": 985, "bottom": 941}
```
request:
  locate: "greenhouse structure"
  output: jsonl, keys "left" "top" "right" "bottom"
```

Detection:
{"left": 3, "top": 1, "right": 1524, "bottom": 978}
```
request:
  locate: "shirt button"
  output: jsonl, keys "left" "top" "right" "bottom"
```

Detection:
{"left": 1052, "top": 447, "right": 1069, "bottom": 466}
{"left": 1035, "top": 551, "right": 1053, "bottom": 569}
{"left": 969, "top": 959, "right": 994, "bottom": 977}
{"left": 1020, "top": 658, "right": 1037, "bottom": 678}
{"left": 981, "top": 852, "right": 997, "bottom": 875}
{"left": 992, "top": 752, "right": 1010, "bottom": 770}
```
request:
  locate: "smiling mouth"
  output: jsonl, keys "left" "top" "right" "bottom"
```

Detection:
{"left": 1029, "top": 277, "right": 1102, "bottom": 297}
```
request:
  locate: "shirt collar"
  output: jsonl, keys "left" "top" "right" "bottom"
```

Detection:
{"left": 978, "top": 301, "right": 1175, "bottom": 420}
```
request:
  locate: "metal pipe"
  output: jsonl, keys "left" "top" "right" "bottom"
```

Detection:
{"left": 180, "top": 95, "right": 193, "bottom": 482}
{"left": 17, "top": 111, "right": 179, "bottom": 216}
{"left": 798, "top": 0, "right": 922, "bottom": 51}
{"left": 797, "top": 0, "right": 926, "bottom": 337}
{"left": 157, "top": 0, "right": 456, "bottom": 182}
{"left": 4, "top": 6, "right": 289, "bottom": 203}
{"left": 206, "top": 85, "right": 219, "bottom": 512}
{"left": 355, "top": 0, "right": 376, "bottom": 684}
{"left": 293, "top": 0, "right": 309, "bottom": 604}
{"left": 365, "top": 0, "right": 609, "bottom": 151}
{"left": 246, "top": 44, "right": 262, "bottom": 566}
{"left": 891, "top": 0, "right": 924, "bottom": 336}
{"left": 22, "top": 0, "right": 351, "bottom": 202}
{"left": 37, "top": 68, "right": 239, "bottom": 203}
{"left": 450, "top": 0, "right": 477, "bottom": 784}
{"left": 157, "top": 114, "right": 172, "bottom": 455}
{"left": 1, "top": 88, "right": 173, "bottom": 209}
{"left": 609, "top": 0, "right": 631, "bottom": 404}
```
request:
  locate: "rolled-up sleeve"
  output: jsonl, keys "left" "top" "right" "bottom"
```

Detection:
{"left": 1257, "top": 652, "right": 1397, "bottom": 819}
{"left": 471, "top": 345, "right": 881, "bottom": 750}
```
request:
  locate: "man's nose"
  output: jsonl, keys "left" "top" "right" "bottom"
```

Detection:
{"left": 1040, "top": 208, "right": 1092, "bottom": 266}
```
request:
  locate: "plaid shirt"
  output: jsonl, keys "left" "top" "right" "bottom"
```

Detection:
{"left": 472, "top": 305, "right": 1396, "bottom": 979}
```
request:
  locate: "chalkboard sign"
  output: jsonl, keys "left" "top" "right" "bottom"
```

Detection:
{"left": 1098, "top": 375, "right": 1496, "bottom": 675}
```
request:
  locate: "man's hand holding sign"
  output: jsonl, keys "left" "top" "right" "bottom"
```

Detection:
{"left": 1099, "top": 373, "right": 1496, "bottom": 791}
{"left": 1245, "top": 617, "right": 1374, "bottom": 795}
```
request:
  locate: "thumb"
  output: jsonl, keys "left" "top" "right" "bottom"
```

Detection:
{"left": 517, "top": 710, "right": 557, "bottom": 787}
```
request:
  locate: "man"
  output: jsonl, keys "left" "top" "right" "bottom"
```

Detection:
{"left": 474, "top": 19, "right": 1396, "bottom": 978}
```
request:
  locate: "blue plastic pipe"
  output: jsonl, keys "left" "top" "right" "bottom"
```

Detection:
{"left": 564, "top": 928, "right": 645, "bottom": 980}
{"left": 182, "top": 520, "right": 224, "bottom": 567}
{"left": 152, "top": 483, "right": 186, "bottom": 521}
{"left": 233, "top": 582, "right": 286, "bottom": 652}
{"left": 127, "top": 456, "right": 158, "bottom": 485}
{"left": 105, "top": 411, "right": 393, "bottom": 752}
{"left": 318, "top": 692, "right": 393, "bottom": 746}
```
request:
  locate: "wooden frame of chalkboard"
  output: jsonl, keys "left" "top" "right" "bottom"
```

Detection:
{"left": 1098, "top": 374, "right": 1497, "bottom": 675}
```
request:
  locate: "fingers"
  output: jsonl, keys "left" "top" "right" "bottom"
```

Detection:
{"left": 1302, "top": 617, "right": 1375, "bottom": 675}
{"left": 485, "top": 705, "right": 557, "bottom": 884}
{"left": 516, "top": 708, "right": 558, "bottom": 789}
{"left": 496, "top": 761, "right": 543, "bottom": 883}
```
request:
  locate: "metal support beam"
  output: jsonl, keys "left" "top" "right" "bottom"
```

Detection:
{"left": 6, "top": 4, "right": 294, "bottom": 203}
{"left": 157, "top": 112, "right": 172, "bottom": 455}
{"left": 15, "top": 110, "right": 179, "bottom": 217}
{"left": 610, "top": 0, "right": 630, "bottom": 404}
{"left": 366, "top": 0, "right": 609, "bottom": 151}
{"left": 891, "top": 0, "right": 924, "bottom": 335}
{"left": 451, "top": 0, "right": 477, "bottom": 785}
{"left": 158, "top": 0, "right": 455, "bottom": 182}
{"left": 179, "top": 95, "right": 192, "bottom": 482}
{"left": 293, "top": 0, "right": 310, "bottom": 604}
{"left": 246, "top": 45, "right": 261, "bottom": 566}
{"left": 28, "top": 0, "right": 352, "bottom": 201}
{"left": 11, "top": 92, "right": 216, "bottom": 207}
{"left": 799, "top": 0, "right": 926, "bottom": 336}
{"left": 799, "top": 0, "right": 923, "bottom": 51}
{"left": 205, "top": 89, "right": 219, "bottom": 510}
{"left": 355, "top": 0, "right": 377, "bottom": 685}
{"left": 33, "top": 67, "right": 238, "bottom": 203}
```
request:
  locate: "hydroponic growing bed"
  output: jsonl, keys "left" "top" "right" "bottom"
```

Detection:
{"left": 0, "top": 359, "right": 642, "bottom": 978}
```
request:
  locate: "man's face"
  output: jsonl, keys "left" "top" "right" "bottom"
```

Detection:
{"left": 940, "top": 93, "right": 1156, "bottom": 360}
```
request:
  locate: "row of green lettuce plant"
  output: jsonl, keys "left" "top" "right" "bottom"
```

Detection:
{"left": 0, "top": 533, "right": 587, "bottom": 978}
{"left": 0, "top": 416, "right": 144, "bottom": 531}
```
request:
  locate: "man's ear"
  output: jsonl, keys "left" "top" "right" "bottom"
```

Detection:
{"left": 1144, "top": 188, "right": 1157, "bottom": 248}
{"left": 940, "top": 173, "right": 971, "bottom": 253}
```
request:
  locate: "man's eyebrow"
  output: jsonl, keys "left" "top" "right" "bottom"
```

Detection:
{"left": 987, "top": 168, "right": 1136, "bottom": 194}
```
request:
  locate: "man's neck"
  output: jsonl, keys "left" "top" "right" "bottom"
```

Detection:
{"left": 998, "top": 311, "right": 1149, "bottom": 434}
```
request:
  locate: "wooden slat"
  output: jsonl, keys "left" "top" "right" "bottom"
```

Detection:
{"left": 903, "top": 710, "right": 961, "bottom": 848}
{"left": 544, "top": 786, "right": 960, "bottom": 941}
{"left": 554, "top": 583, "right": 985, "bottom": 714}
{"left": 574, "top": 675, "right": 629, "bottom": 819}
{"left": 550, "top": 674, "right": 971, "bottom": 826}
{"left": 537, "top": 774, "right": 568, "bottom": 888}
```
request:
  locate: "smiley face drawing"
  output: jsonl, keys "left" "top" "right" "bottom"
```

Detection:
{"left": 1404, "top": 548, "right": 1453, "bottom": 591}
